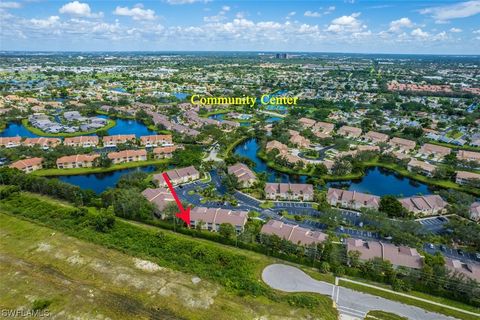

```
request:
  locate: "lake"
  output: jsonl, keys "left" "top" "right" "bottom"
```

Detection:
{"left": 327, "top": 167, "right": 432, "bottom": 197}
{"left": 55, "top": 165, "right": 158, "bottom": 193}
{"left": 1, "top": 116, "right": 156, "bottom": 138}
{"left": 234, "top": 138, "right": 433, "bottom": 196}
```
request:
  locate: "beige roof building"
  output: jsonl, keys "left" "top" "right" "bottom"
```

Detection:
{"left": 265, "top": 183, "right": 314, "bottom": 201}
{"left": 399, "top": 195, "right": 448, "bottom": 216}
{"left": 407, "top": 159, "right": 437, "bottom": 177}
{"left": 107, "top": 149, "right": 147, "bottom": 164}
{"left": 327, "top": 188, "right": 380, "bottom": 211}
{"left": 445, "top": 258, "right": 480, "bottom": 282}
{"left": 298, "top": 117, "right": 316, "bottom": 128}
{"left": 470, "top": 202, "right": 480, "bottom": 221}
{"left": 457, "top": 150, "right": 480, "bottom": 164}
{"left": 228, "top": 163, "right": 256, "bottom": 188}
{"left": 64, "top": 136, "right": 99, "bottom": 148}
{"left": 141, "top": 187, "right": 175, "bottom": 215}
{"left": 23, "top": 137, "right": 61, "bottom": 148}
{"left": 9, "top": 157, "right": 43, "bottom": 173}
{"left": 455, "top": 171, "right": 480, "bottom": 185}
{"left": 0, "top": 136, "right": 22, "bottom": 148}
{"left": 153, "top": 146, "right": 176, "bottom": 158}
{"left": 266, "top": 140, "right": 289, "bottom": 155}
{"left": 103, "top": 134, "right": 136, "bottom": 146}
{"left": 261, "top": 220, "right": 327, "bottom": 246}
{"left": 140, "top": 134, "right": 173, "bottom": 146}
{"left": 338, "top": 126, "right": 362, "bottom": 138}
{"left": 289, "top": 130, "right": 311, "bottom": 148}
{"left": 418, "top": 143, "right": 451, "bottom": 159}
{"left": 153, "top": 166, "right": 200, "bottom": 186}
{"left": 388, "top": 137, "right": 416, "bottom": 152}
{"left": 313, "top": 121, "right": 335, "bottom": 134}
{"left": 346, "top": 238, "right": 423, "bottom": 269}
{"left": 190, "top": 207, "right": 248, "bottom": 232}
{"left": 56, "top": 154, "right": 99, "bottom": 169}
{"left": 363, "top": 131, "right": 389, "bottom": 144}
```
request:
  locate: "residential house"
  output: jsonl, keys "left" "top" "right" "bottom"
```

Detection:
{"left": 298, "top": 117, "right": 316, "bottom": 129}
{"left": 399, "top": 195, "right": 448, "bottom": 216}
{"left": 190, "top": 207, "right": 248, "bottom": 233}
{"left": 327, "top": 188, "right": 380, "bottom": 211}
{"left": 153, "top": 146, "right": 176, "bottom": 159}
{"left": 313, "top": 121, "right": 335, "bottom": 134}
{"left": 56, "top": 154, "right": 99, "bottom": 169}
{"left": 337, "top": 126, "right": 362, "bottom": 138}
{"left": 266, "top": 140, "right": 289, "bottom": 155}
{"left": 470, "top": 202, "right": 480, "bottom": 221}
{"left": 9, "top": 157, "right": 43, "bottom": 173}
{"left": 22, "top": 137, "right": 61, "bottom": 149}
{"left": 457, "top": 150, "right": 480, "bottom": 165}
{"left": 141, "top": 187, "right": 175, "bottom": 217}
{"left": 0, "top": 137, "right": 21, "bottom": 148}
{"left": 153, "top": 166, "right": 200, "bottom": 186}
{"left": 455, "top": 171, "right": 480, "bottom": 186}
{"left": 407, "top": 159, "right": 437, "bottom": 177}
{"left": 228, "top": 163, "right": 256, "bottom": 188}
{"left": 261, "top": 220, "right": 327, "bottom": 246}
{"left": 445, "top": 258, "right": 480, "bottom": 282}
{"left": 363, "top": 131, "right": 389, "bottom": 144}
{"left": 140, "top": 134, "right": 173, "bottom": 147}
{"left": 264, "top": 183, "right": 314, "bottom": 201}
{"left": 103, "top": 134, "right": 136, "bottom": 147}
{"left": 64, "top": 136, "right": 99, "bottom": 148}
{"left": 107, "top": 149, "right": 147, "bottom": 164}
{"left": 346, "top": 238, "right": 423, "bottom": 269}
{"left": 418, "top": 143, "right": 451, "bottom": 160}
{"left": 388, "top": 137, "right": 416, "bottom": 153}
{"left": 289, "top": 130, "right": 311, "bottom": 148}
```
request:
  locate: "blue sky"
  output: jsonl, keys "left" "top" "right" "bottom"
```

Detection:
{"left": 0, "top": 0, "right": 479, "bottom": 54}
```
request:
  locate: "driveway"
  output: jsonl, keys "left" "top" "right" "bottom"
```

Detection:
{"left": 262, "top": 264, "right": 457, "bottom": 320}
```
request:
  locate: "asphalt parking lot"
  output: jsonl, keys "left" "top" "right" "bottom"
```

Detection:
{"left": 416, "top": 216, "right": 449, "bottom": 234}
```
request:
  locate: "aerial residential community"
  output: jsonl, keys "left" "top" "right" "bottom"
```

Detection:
{"left": 0, "top": 1, "right": 480, "bottom": 320}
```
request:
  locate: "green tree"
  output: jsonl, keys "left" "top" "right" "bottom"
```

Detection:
{"left": 219, "top": 223, "right": 236, "bottom": 239}
{"left": 379, "top": 195, "right": 408, "bottom": 218}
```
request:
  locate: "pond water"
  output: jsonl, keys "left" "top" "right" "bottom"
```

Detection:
{"left": 234, "top": 138, "right": 434, "bottom": 196}
{"left": 1, "top": 115, "right": 156, "bottom": 138}
{"left": 55, "top": 165, "right": 158, "bottom": 194}
{"left": 327, "top": 167, "right": 432, "bottom": 197}
{"left": 173, "top": 92, "right": 188, "bottom": 100}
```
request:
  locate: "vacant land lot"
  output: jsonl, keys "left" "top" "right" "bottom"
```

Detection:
{"left": 0, "top": 210, "right": 336, "bottom": 320}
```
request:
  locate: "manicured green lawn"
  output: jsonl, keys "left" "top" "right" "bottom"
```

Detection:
{"left": 339, "top": 280, "right": 479, "bottom": 320}
{"left": 33, "top": 159, "right": 169, "bottom": 176}
{"left": 21, "top": 118, "right": 116, "bottom": 137}
{"left": 366, "top": 310, "right": 407, "bottom": 320}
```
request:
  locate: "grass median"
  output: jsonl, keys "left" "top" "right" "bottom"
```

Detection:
{"left": 339, "top": 279, "right": 479, "bottom": 320}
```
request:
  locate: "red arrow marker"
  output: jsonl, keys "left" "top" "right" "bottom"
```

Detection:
{"left": 162, "top": 172, "right": 191, "bottom": 226}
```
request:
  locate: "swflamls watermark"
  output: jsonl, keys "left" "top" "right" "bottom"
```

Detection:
{"left": 0, "top": 309, "right": 50, "bottom": 318}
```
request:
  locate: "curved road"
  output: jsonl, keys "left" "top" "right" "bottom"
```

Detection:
{"left": 262, "top": 264, "right": 458, "bottom": 320}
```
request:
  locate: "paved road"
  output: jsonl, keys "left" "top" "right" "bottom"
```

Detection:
{"left": 262, "top": 264, "right": 457, "bottom": 320}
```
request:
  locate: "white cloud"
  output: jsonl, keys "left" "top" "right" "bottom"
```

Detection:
{"left": 304, "top": 10, "right": 321, "bottom": 18}
{"left": 0, "top": 1, "right": 21, "bottom": 9}
{"left": 166, "top": 0, "right": 209, "bottom": 4}
{"left": 288, "top": 11, "right": 296, "bottom": 16}
{"left": 388, "top": 17, "right": 414, "bottom": 32}
{"left": 222, "top": 6, "right": 230, "bottom": 12}
{"left": 327, "top": 12, "right": 364, "bottom": 33}
{"left": 420, "top": 1, "right": 480, "bottom": 22}
{"left": 411, "top": 28, "right": 429, "bottom": 38}
{"left": 449, "top": 27, "right": 462, "bottom": 33}
{"left": 325, "top": 6, "right": 335, "bottom": 14}
{"left": 114, "top": 5, "right": 156, "bottom": 21}
{"left": 59, "top": 1, "right": 102, "bottom": 18}
{"left": 30, "top": 16, "right": 60, "bottom": 28}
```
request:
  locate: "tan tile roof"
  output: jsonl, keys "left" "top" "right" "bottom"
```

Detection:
{"left": 56, "top": 154, "right": 99, "bottom": 164}
{"left": 190, "top": 207, "right": 248, "bottom": 227}
{"left": 261, "top": 220, "right": 327, "bottom": 246}
{"left": 64, "top": 136, "right": 99, "bottom": 144}
{"left": 107, "top": 149, "right": 147, "bottom": 160}
{"left": 9, "top": 157, "right": 43, "bottom": 170}
{"left": 399, "top": 195, "right": 447, "bottom": 212}
{"left": 228, "top": 163, "right": 256, "bottom": 182}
